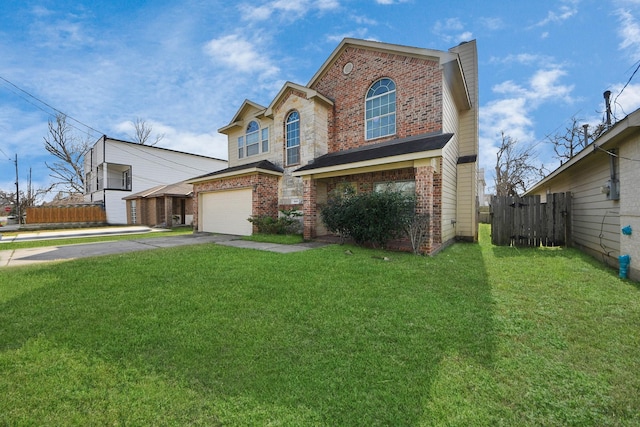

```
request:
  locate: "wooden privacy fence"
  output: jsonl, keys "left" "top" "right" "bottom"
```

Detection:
{"left": 26, "top": 204, "right": 107, "bottom": 224}
{"left": 491, "top": 192, "right": 571, "bottom": 247}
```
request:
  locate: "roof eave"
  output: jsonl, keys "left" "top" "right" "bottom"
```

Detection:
{"left": 307, "top": 38, "right": 452, "bottom": 88}
{"left": 188, "top": 166, "right": 284, "bottom": 184}
{"left": 264, "top": 82, "right": 334, "bottom": 118}
{"left": 525, "top": 108, "right": 640, "bottom": 194}
{"left": 292, "top": 149, "right": 443, "bottom": 178}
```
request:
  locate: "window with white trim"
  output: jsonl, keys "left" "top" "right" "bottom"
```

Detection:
{"left": 238, "top": 136, "right": 244, "bottom": 158}
{"left": 286, "top": 111, "right": 300, "bottom": 165}
{"left": 366, "top": 78, "right": 396, "bottom": 140}
{"left": 238, "top": 121, "right": 269, "bottom": 158}
{"left": 261, "top": 127, "right": 269, "bottom": 153}
{"left": 246, "top": 121, "right": 260, "bottom": 156}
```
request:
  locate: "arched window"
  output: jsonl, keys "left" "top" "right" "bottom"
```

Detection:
{"left": 286, "top": 111, "right": 300, "bottom": 165}
{"left": 246, "top": 121, "right": 260, "bottom": 156}
{"left": 365, "top": 78, "right": 396, "bottom": 140}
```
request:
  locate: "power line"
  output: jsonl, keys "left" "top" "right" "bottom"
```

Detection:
{"left": 594, "top": 144, "right": 640, "bottom": 162}
{"left": 0, "top": 146, "right": 12, "bottom": 161}
{"left": 0, "top": 75, "right": 104, "bottom": 136}
{"left": 612, "top": 60, "right": 640, "bottom": 120}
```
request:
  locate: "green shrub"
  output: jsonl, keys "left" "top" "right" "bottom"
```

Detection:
{"left": 248, "top": 209, "right": 302, "bottom": 235}
{"left": 320, "top": 187, "right": 415, "bottom": 248}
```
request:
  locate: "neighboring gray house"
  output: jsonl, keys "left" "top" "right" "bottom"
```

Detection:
{"left": 84, "top": 136, "right": 227, "bottom": 224}
{"left": 526, "top": 108, "right": 640, "bottom": 280}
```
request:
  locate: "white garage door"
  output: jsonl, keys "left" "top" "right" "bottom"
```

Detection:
{"left": 200, "top": 189, "right": 253, "bottom": 235}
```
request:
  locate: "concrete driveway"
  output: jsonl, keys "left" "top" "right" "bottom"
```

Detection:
{"left": 0, "top": 230, "right": 328, "bottom": 267}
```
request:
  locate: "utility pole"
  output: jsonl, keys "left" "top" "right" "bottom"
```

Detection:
{"left": 14, "top": 154, "right": 19, "bottom": 223}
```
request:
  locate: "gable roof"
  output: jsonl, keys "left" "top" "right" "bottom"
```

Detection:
{"left": 293, "top": 132, "right": 453, "bottom": 176}
{"left": 123, "top": 181, "right": 193, "bottom": 200}
{"left": 264, "top": 82, "right": 333, "bottom": 117}
{"left": 218, "top": 99, "right": 267, "bottom": 134}
{"left": 307, "top": 38, "right": 471, "bottom": 110}
{"left": 187, "top": 160, "right": 284, "bottom": 184}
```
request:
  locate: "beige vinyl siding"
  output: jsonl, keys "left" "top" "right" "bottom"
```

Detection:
{"left": 449, "top": 40, "right": 478, "bottom": 158}
{"left": 529, "top": 151, "right": 620, "bottom": 263}
{"left": 620, "top": 137, "right": 640, "bottom": 280}
{"left": 456, "top": 162, "right": 476, "bottom": 237}
{"left": 440, "top": 79, "right": 459, "bottom": 243}
{"left": 447, "top": 40, "right": 478, "bottom": 240}
{"left": 228, "top": 119, "right": 276, "bottom": 168}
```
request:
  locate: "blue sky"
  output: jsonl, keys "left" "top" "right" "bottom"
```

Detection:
{"left": 2, "top": 0, "right": 640, "bottom": 199}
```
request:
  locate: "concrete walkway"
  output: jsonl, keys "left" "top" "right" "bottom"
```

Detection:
{"left": 0, "top": 225, "right": 157, "bottom": 243}
{"left": 0, "top": 227, "right": 329, "bottom": 267}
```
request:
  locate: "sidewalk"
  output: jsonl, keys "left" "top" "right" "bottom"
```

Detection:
{"left": 0, "top": 226, "right": 157, "bottom": 243}
{"left": 0, "top": 228, "right": 330, "bottom": 267}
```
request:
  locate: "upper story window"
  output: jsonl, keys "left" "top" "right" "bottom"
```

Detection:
{"left": 238, "top": 121, "right": 269, "bottom": 159}
{"left": 238, "top": 136, "right": 245, "bottom": 158}
{"left": 366, "top": 78, "right": 396, "bottom": 140}
{"left": 246, "top": 121, "right": 260, "bottom": 156}
{"left": 261, "top": 128, "right": 269, "bottom": 153}
{"left": 286, "top": 111, "right": 300, "bottom": 165}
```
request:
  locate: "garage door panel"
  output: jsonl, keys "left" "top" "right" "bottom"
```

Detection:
{"left": 200, "top": 189, "right": 252, "bottom": 235}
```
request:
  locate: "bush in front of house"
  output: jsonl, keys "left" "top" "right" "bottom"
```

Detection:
{"left": 320, "top": 187, "right": 416, "bottom": 248}
{"left": 248, "top": 209, "right": 302, "bottom": 235}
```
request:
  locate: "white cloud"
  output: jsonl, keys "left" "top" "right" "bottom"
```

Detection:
{"left": 316, "top": 0, "right": 340, "bottom": 11}
{"left": 479, "top": 17, "right": 504, "bottom": 31}
{"left": 486, "top": 67, "right": 574, "bottom": 106}
{"left": 532, "top": 1, "right": 579, "bottom": 27}
{"left": 351, "top": 14, "right": 378, "bottom": 26}
{"left": 433, "top": 17, "right": 473, "bottom": 43}
{"left": 490, "top": 53, "right": 555, "bottom": 66}
{"left": 529, "top": 68, "right": 574, "bottom": 103}
{"left": 479, "top": 65, "right": 575, "bottom": 189}
{"left": 204, "top": 34, "right": 279, "bottom": 78}
{"left": 326, "top": 28, "right": 372, "bottom": 43}
{"left": 609, "top": 82, "right": 640, "bottom": 118}
{"left": 114, "top": 119, "right": 228, "bottom": 160}
{"left": 617, "top": 9, "right": 640, "bottom": 60}
{"left": 239, "top": 0, "right": 340, "bottom": 22}
{"left": 375, "top": 0, "right": 410, "bottom": 4}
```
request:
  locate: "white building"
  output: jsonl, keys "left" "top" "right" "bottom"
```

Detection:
{"left": 84, "top": 136, "right": 227, "bottom": 224}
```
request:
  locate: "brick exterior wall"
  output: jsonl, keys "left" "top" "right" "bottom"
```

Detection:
{"left": 310, "top": 166, "right": 443, "bottom": 254}
{"left": 192, "top": 173, "right": 280, "bottom": 232}
{"left": 311, "top": 46, "right": 443, "bottom": 152}
{"left": 212, "top": 40, "right": 470, "bottom": 254}
{"left": 303, "top": 178, "right": 317, "bottom": 240}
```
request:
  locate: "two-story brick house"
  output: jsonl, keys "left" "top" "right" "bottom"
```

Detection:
{"left": 189, "top": 38, "right": 478, "bottom": 254}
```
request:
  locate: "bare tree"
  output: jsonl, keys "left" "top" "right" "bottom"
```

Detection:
{"left": 130, "top": 117, "right": 164, "bottom": 145}
{"left": 43, "top": 113, "right": 90, "bottom": 194}
{"left": 547, "top": 116, "right": 607, "bottom": 164}
{"left": 0, "top": 187, "right": 49, "bottom": 219}
{"left": 494, "top": 132, "right": 545, "bottom": 197}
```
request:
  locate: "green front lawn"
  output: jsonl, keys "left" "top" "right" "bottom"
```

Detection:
{"left": 0, "top": 225, "right": 639, "bottom": 426}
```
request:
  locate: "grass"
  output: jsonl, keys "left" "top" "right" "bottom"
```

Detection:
{"left": 0, "top": 227, "right": 193, "bottom": 250}
{"left": 241, "top": 233, "right": 305, "bottom": 244}
{"left": 0, "top": 224, "right": 639, "bottom": 426}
